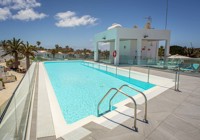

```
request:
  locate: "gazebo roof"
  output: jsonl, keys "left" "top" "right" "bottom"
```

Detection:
{"left": 168, "top": 54, "right": 190, "bottom": 59}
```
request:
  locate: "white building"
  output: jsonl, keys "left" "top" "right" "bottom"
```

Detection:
{"left": 35, "top": 51, "right": 67, "bottom": 59}
{"left": 55, "top": 52, "right": 67, "bottom": 59}
{"left": 94, "top": 22, "right": 170, "bottom": 65}
{"left": 35, "top": 50, "right": 50, "bottom": 58}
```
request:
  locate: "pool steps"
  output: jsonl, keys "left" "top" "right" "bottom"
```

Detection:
{"left": 97, "top": 84, "right": 148, "bottom": 132}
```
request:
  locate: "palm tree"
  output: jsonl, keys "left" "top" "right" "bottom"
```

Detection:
{"left": 65, "top": 45, "right": 69, "bottom": 49}
{"left": 51, "top": 49, "right": 58, "bottom": 59}
{"left": 55, "top": 44, "right": 59, "bottom": 50}
{"left": 69, "top": 47, "right": 74, "bottom": 53}
{"left": 75, "top": 49, "right": 81, "bottom": 54}
{"left": 158, "top": 46, "right": 165, "bottom": 59}
{"left": 0, "top": 40, "right": 7, "bottom": 50}
{"left": 36, "top": 41, "right": 41, "bottom": 48}
{"left": 1, "top": 38, "right": 23, "bottom": 69}
{"left": 184, "top": 47, "right": 195, "bottom": 57}
{"left": 0, "top": 40, "right": 8, "bottom": 60}
{"left": 21, "top": 42, "right": 37, "bottom": 69}
{"left": 104, "top": 50, "right": 110, "bottom": 59}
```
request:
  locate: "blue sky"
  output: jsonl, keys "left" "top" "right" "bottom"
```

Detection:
{"left": 0, "top": 0, "right": 200, "bottom": 50}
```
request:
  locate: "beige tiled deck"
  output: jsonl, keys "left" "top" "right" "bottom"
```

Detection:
{"left": 81, "top": 67, "right": 200, "bottom": 140}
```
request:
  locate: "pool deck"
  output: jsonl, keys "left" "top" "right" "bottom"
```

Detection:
{"left": 31, "top": 64, "right": 200, "bottom": 140}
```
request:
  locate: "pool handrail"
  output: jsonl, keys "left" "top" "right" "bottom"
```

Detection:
{"left": 109, "top": 84, "right": 148, "bottom": 123}
{"left": 97, "top": 88, "right": 138, "bottom": 131}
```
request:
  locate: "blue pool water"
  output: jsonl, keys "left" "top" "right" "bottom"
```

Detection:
{"left": 44, "top": 61, "right": 155, "bottom": 124}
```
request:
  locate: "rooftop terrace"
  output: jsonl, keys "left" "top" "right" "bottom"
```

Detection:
{"left": 0, "top": 62, "right": 200, "bottom": 140}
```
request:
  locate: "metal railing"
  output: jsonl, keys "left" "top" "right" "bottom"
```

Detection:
{"left": 83, "top": 61, "right": 188, "bottom": 92}
{"left": 175, "top": 69, "right": 180, "bottom": 91}
{"left": 97, "top": 88, "right": 138, "bottom": 131}
{"left": 109, "top": 84, "right": 148, "bottom": 123}
{"left": 83, "top": 62, "right": 153, "bottom": 84}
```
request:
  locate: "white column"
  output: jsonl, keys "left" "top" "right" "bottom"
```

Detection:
{"left": 110, "top": 42, "right": 114, "bottom": 64}
{"left": 114, "top": 38, "right": 120, "bottom": 65}
{"left": 155, "top": 41, "right": 159, "bottom": 62}
{"left": 136, "top": 39, "right": 142, "bottom": 65}
{"left": 94, "top": 42, "right": 99, "bottom": 61}
{"left": 164, "top": 39, "right": 170, "bottom": 63}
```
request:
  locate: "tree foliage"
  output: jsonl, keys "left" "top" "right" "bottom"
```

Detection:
{"left": 21, "top": 42, "right": 37, "bottom": 69}
{"left": 170, "top": 45, "right": 200, "bottom": 58}
{"left": 158, "top": 46, "right": 165, "bottom": 58}
{"left": 36, "top": 41, "right": 41, "bottom": 48}
{"left": 51, "top": 49, "right": 58, "bottom": 58}
{"left": 0, "top": 38, "right": 37, "bottom": 70}
{"left": 170, "top": 45, "right": 185, "bottom": 55}
{"left": 1, "top": 38, "right": 23, "bottom": 69}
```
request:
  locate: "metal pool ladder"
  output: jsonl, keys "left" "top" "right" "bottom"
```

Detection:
{"left": 97, "top": 84, "right": 148, "bottom": 132}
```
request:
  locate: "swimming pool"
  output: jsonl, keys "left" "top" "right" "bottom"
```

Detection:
{"left": 44, "top": 61, "right": 155, "bottom": 124}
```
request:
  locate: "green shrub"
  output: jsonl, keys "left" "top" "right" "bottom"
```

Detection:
{"left": 6, "top": 59, "right": 14, "bottom": 68}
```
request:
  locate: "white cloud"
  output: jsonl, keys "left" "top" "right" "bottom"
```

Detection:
{"left": 0, "top": 7, "right": 11, "bottom": 21}
{"left": 12, "top": 8, "right": 47, "bottom": 21}
{"left": 0, "top": 0, "right": 41, "bottom": 10}
{"left": 55, "top": 11, "right": 98, "bottom": 27}
{"left": 0, "top": 0, "right": 46, "bottom": 21}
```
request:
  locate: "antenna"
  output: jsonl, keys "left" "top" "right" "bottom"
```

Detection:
{"left": 165, "top": 0, "right": 169, "bottom": 30}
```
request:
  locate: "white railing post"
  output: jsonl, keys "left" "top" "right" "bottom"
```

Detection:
{"left": 116, "top": 66, "right": 117, "bottom": 76}
{"left": 129, "top": 67, "right": 131, "bottom": 79}
{"left": 147, "top": 66, "right": 150, "bottom": 83}
{"left": 177, "top": 71, "right": 180, "bottom": 91}
{"left": 175, "top": 71, "right": 177, "bottom": 90}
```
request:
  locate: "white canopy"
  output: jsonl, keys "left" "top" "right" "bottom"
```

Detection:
{"left": 107, "top": 23, "right": 122, "bottom": 30}
{"left": 168, "top": 54, "right": 190, "bottom": 59}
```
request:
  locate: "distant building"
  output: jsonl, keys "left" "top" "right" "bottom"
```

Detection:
{"left": 35, "top": 50, "right": 68, "bottom": 59}
{"left": 35, "top": 50, "right": 50, "bottom": 58}
{"left": 94, "top": 22, "right": 170, "bottom": 65}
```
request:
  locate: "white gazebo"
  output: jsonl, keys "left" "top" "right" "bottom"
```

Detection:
{"left": 94, "top": 22, "right": 171, "bottom": 65}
